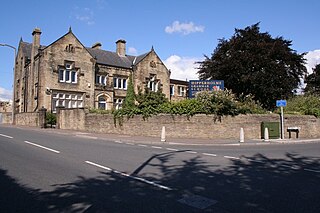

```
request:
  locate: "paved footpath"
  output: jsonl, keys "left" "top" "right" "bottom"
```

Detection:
{"left": 7, "top": 124, "right": 320, "bottom": 146}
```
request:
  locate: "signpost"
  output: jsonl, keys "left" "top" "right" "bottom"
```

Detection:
{"left": 188, "top": 80, "right": 224, "bottom": 98}
{"left": 276, "top": 100, "right": 286, "bottom": 139}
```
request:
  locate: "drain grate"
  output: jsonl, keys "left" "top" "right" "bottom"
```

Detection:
{"left": 178, "top": 194, "right": 217, "bottom": 209}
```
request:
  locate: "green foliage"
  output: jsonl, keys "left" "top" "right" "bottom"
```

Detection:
{"left": 280, "top": 94, "right": 320, "bottom": 117}
{"left": 46, "top": 112, "right": 56, "bottom": 127}
{"left": 136, "top": 88, "right": 168, "bottom": 109}
{"left": 112, "top": 88, "right": 266, "bottom": 126}
{"left": 304, "top": 64, "right": 320, "bottom": 95}
{"left": 89, "top": 108, "right": 111, "bottom": 114}
{"left": 196, "top": 90, "right": 239, "bottom": 116}
{"left": 122, "top": 73, "right": 135, "bottom": 109}
{"left": 197, "top": 23, "right": 307, "bottom": 110}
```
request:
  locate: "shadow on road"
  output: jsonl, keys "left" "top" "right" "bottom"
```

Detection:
{"left": 1, "top": 152, "right": 320, "bottom": 212}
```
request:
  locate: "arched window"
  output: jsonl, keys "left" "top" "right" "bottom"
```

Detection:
{"left": 98, "top": 96, "right": 107, "bottom": 110}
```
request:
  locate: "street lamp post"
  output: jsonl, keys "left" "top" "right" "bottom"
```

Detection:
{"left": 0, "top": 43, "right": 17, "bottom": 125}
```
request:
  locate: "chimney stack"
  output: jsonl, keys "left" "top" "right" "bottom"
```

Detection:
{"left": 31, "top": 28, "right": 42, "bottom": 59}
{"left": 116, "top": 39, "right": 126, "bottom": 57}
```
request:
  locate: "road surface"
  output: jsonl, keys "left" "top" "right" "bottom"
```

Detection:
{"left": 0, "top": 125, "right": 319, "bottom": 212}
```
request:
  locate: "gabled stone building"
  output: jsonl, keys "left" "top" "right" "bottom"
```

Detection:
{"left": 14, "top": 28, "right": 185, "bottom": 113}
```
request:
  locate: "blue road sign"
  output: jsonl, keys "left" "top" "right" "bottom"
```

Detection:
{"left": 276, "top": 100, "right": 287, "bottom": 107}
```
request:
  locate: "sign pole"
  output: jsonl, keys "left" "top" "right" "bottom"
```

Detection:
{"left": 280, "top": 106, "right": 284, "bottom": 139}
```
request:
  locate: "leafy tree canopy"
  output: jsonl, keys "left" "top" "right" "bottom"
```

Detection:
{"left": 197, "top": 23, "right": 307, "bottom": 109}
{"left": 304, "top": 64, "right": 320, "bottom": 95}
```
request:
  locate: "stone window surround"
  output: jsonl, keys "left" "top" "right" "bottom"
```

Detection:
{"left": 96, "top": 93, "right": 112, "bottom": 110}
{"left": 96, "top": 74, "right": 107, "bottom": 86}
{"left": 113, "top": 76, "right": 127, "bottom": 90}
{"left": 58, "top": 62, "right": 78, "bottom": 84}
{"left": 51, "top": 91, "right": 84, "bottom": 112}
{"left": 147, "top": 75, "right": 159, "bottom": 92}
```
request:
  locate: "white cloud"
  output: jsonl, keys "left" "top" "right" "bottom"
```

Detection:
{"left": 304, "top": 49, "right": 320, "bottom": 74}
{"left": 165, "top": 21, "right": 205, "bottom": 35}
{"left": 128, "top": 47, "right": 138, "bottom": 55}
{"left": 73, "top": 7, "right": 95, "bottom": 25}
{"left": 164, "top": 55, "right": 203, "bottom": 81}
{"left": 0, "top": 87, "right": 12, "bottom": 102}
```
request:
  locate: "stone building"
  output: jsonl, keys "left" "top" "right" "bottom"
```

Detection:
{"left": 169, "top": 79, "right": 189, "bottom": 102}
{"left": 14, "top": 28, "right": 187, "bottom": 113}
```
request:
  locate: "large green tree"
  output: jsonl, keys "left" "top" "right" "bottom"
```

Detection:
{"left": 304, "top": 64, "right": 320, "bottom": 94}
{"left": 197, "top": 23, "right": 307, "bottom": 109}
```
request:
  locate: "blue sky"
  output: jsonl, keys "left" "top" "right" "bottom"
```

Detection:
{"left": 1, "top": 0, "right": 320, "bottom": 101}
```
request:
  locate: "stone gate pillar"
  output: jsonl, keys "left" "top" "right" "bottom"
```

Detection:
{"left": 39, "top": 106, "right": 47, "bottom": 128}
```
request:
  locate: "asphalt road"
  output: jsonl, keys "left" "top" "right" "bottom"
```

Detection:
{"left": 0, "top": 125, "right": 319, "bottom": 213}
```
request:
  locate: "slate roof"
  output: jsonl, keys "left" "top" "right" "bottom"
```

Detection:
{"left": 20, "top": 41, "right": 150, "bottom": 69}
{"left": 87, "top": 48, "right": 150, "bottom": 68}
{"left": 20, "top": 41, "right": 46, "bottom": 59}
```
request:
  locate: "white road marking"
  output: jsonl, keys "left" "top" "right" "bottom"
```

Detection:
{"left": 138, "top": 144, "right": 147, "bottom": 147}
{"left": 304, "top": 168, "right": 320, "bottom": 173}
{"left": 85, "top": 161, "right": 112, "bottom": 171}
{"left": 114, "top": 141, "right": 123, "bottom": 144}
{"left": 126, "top": 142, "right": 134, "bottom": 145}
{"left": 202, "top": 153, "right": 217, "bottom": 157}
{"left": 186, "top": 151, "right": 197, "bottom": 154}
{"left": 0, "top": 133, "right": 13, "bottom": 139}
{"left": 85, "top": 160, "right": 173, "bottom": 191}
{"left": 224, "top": 156, "right": 240, "bottom": 160}
{"left": 151, "top": 146, "right": 163, "bottom": 149}
{"left": 166, "top": 148, "right": 178, "bottom": 151}
{"left": 24, "top": 141, "right": 60, "bottom": 154}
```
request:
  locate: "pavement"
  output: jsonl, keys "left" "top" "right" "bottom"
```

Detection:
{"left": 5, "top": 124, "right": 319, "bottom": 146}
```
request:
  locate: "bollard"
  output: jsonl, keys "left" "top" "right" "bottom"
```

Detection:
{"left": 161, "top": 126, "right": 166, "bottom": 142}
{"left": 239, "top": 128, "right": 244, "bottom": 143}
{"left": 264, "top": 127, "right": 269, "bottom": 142}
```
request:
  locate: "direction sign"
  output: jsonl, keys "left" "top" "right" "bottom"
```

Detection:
{"left": 276, "top": 100, "right": 287, "bottom": 107}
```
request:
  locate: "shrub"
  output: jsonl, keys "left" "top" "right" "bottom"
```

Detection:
{"left": 46, "top": 112, "right": 56, "bottom": 128}
{"left": 282, "top": 94, "right": 320, "bottom": 117}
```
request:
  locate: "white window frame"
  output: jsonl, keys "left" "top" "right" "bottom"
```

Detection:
{"left": 52, "top": 92, "right": 84, "bottom": 112}
{"left": 114, "top": 98, "right": 123, "bottom": 110}
{"left": 59, "top": 63, "right": 77, "bottom": 84}
{"left": 148, "top": 76, "right": 158, "bottom": 92}
{"left": 113, "top": 77, "right": 128, "bottom": 90}
{"left": 96, "top": 75, "right": 107, "bottom": 86}
{"left": 178, "top": 86, "right": 186, "bottom": 97}
{"left": 98, "top": 95, "right": 107, "bottom": 110}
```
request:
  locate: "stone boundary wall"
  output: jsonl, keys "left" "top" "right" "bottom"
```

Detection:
{"left": 57, "top": 108, "right": 320, "bottom": 139}
{"left": 0, "top": 113, "right": 12, "bottom": 124}
{"left": 15, "top": 112, "right": 39, "bottom": 127}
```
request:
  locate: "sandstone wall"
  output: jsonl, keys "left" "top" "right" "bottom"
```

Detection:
{"left": 15, "top": 112, "right": 39, "bottom": 127}
{"left": 57, "top": 108, "right": 320, "bottom": 139}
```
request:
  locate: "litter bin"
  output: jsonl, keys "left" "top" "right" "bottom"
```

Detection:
{"left": 261, "top": 122, "right": 280, "bottom": 139}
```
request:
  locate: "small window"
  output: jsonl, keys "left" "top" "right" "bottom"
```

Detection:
{"left": 66, "top": 63, "right": 72, "bottom": 69}
{"left": 113, "top": 77, "right": 118, "bottom": 88}
{"left": 96, "top": 75, "right": 100, "bottom": 84}
{"left": 118, "top": 78, "right": 122, "bottom": 89}
{"left": 59, "top": 70, "right": 65, "bottom": 82}
{"left": 123, "top": 79, "right": 127, "bottom": 90}
{"left": 178, "top": 86, "right": 186, "bottom": 97}
{"left": 98, "top": 96, "right": 107, "bottom": 110}
{"left": 66, "top": 70, "right": 70, "bottom": 82}
{"left": 71, "top": 71, "right": 77, "bottom": 83}
{"left": 170, "top": 85, "right": 174, "bottom": 96}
